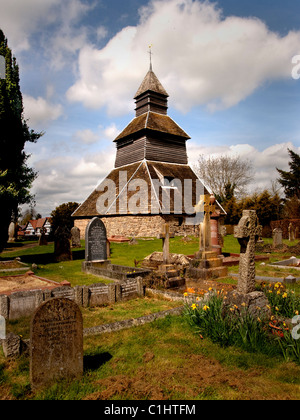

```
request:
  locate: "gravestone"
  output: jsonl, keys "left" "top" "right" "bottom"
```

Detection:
{"left": 38, "top": 227, "right": 48, "bottom": 246}
{"left": 234, "top": 210, "right": 262, "bottom": 294}
{"left": 272, "top": 228, "right": 283, "bottom": 248}
{"left": 85, "top": 217, "right": 107, "bottom": 262}
{"left": 288, "top": 223, "right": 295, "bottom": 241}
{"left": 30, "top": 298, "right": 83, "bottom": 389}
{"left": 54, "top": 226, "right": 72, "bottom": 262}
{"left": 8, "top": 222, "right": 15, "bottom": 243}
{"left": 71, "top": 226, "right": 81, "bottom": 248}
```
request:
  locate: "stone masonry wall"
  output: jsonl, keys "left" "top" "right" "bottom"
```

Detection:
{"left": 75, "top": 215, "right": 199, "bottom": 239}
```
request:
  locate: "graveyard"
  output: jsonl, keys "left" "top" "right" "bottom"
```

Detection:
{"left": 0, "top": 226, "right": 299, "bottom": 400}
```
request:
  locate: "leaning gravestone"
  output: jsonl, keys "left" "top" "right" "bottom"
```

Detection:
{"left": 30, "top": 298, "right": 83, "bottom": 389}
{"left": 85, "top": 217, "right": 107, "bottom": 262}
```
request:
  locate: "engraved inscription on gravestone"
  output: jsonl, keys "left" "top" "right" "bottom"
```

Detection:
{"left": 0, "top": 56, "right": 5, "bottom": 79}
{"left": 85, "top": 217, "right": 107, "bottom": 261}
{"left": 30, "top": 298, "right": 83, "bottom": 389}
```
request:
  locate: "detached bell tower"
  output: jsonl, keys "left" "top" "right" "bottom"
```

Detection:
{"left": 114, "top": 63, "right": 190, "bottom": 168}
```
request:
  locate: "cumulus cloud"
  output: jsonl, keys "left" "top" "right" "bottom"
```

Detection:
{"left": 188, "top": 141, "right": 300, "bottom": 194}
{"left": 67, "top": 0, "right": 300, "bottom": 116}
{"left": 23, "top": 95, "right": 63, "bottom": 128}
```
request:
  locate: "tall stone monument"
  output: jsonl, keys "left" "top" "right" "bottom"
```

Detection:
{"left": 231, "top": 210, "right": 269, "bottom": 316}
{"left": 30, "top": 298, "right": 83, "bottom": 389}
{"left": 234, "top": 210, "right": 262, "bottom": 294}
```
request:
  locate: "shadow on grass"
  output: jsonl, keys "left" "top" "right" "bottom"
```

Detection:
{"left": 0, "top": 249, "right": 85, "bottom": 265}
{"left": 84, "top": 352, "right": 112, "bottom": 372}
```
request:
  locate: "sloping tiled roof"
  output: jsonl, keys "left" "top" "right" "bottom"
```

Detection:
{"left": 72, "top": 160, "right": 224, "bottom": 218}
{"left": 134, "top": 70, "right": 169, "bottom": 98}
{"left": 114, "top": 112, "right": 190, "bottom": 142}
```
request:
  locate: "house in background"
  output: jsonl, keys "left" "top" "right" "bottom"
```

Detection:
{"left": 24, "top": 217, "right": 52, "bottom": 237}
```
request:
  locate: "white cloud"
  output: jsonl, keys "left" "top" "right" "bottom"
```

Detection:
{"left": 67, "top": 0, "right": 300, "bottom": 116}
{"left": 73, "top": 129, "right": 100, "bottom": 145}
{"left": 188, "top": 141, "right": 300, "bottom": 195}
{"left": 23, "top": 95, "right": 63, "bottom": 127}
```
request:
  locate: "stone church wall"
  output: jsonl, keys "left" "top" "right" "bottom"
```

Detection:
{"left": 74, "top": 215, "right": 199, "bottom": 239}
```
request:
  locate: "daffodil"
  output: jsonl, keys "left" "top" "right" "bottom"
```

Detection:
{"left": 203, "top": 305, "right": 210, "bottom": 311}
{"left": 191, "top": 304, "right": 198, "bottom": 310}
{"left": 282, "top": 292, "right": 288, "bottom": 298}
{"left": 184, "top": 292, "right": 188, "bottom": 297}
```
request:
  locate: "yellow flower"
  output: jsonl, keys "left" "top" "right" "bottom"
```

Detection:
{"left": 241, "top": 302, "right": 246, "bottom": 307}
{"left": 196, "top": 297, "right": 201, "bottom": 301}
{"left": 208, "top": 287, "right": 213, "bottom": 291}
{"left": 277, "top": 290, "right": 281, "bottom": 295}
{"left": 257, "top": 317, "right": 262, "bottom": 323}
{"left": 295, "top": 310, "right": 299, "bottom": 315}
{"left": 184, "top": 292, "right": 188, "bottom": 297}
{"left": 282, "top": 292, "right": 288, "bottom": 299}
{"left": 275, "top": 307, "right": 279, "bottom": 311}
{"left": 191, "top": 304, "right": 198, "bottom": 310}
{"left": 229, "top": 307, "right": 234, "bottom": 312}
{"left": 203, "top": 305, "right": 210, "bottom": 311}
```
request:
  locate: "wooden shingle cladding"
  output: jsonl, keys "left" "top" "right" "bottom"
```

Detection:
{"left": 114, "top": 112, "right": 190, "bottom": 168}
{"left": 72, "top": 160, "right": 217, "bottom": 219}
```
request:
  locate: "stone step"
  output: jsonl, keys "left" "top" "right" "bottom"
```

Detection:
{"left": 166, "top": 277, "right": 186, "bottom": 289}
{"left": 206, "top": 258, "right": 223, "bottom": 268}
{"left": 202, "top": 251, "right": 219, "bottom": 260}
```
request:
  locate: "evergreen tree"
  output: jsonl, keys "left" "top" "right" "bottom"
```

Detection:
{"left": 277, "top": 149, "right": 300, "bottom": 199}
{"left": 0, "top": 29, "right": 42, "bottom": 252}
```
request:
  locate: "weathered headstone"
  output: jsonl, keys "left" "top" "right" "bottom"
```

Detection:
{"left": 272, "top": 228, "right": 283, "bottom": 248}
{"left": 38, "top": 227, "right": 48, "bottom": 246}
{"left": 8, "top": 221, "right": 15, "bottom": 243}
{"left": 30, "top": 298, "right": 83, "bottom": 389}
{"left": 234, "top": 210, "right": 262, "bottom": 294}
{"left": 54, "top": 226, "right": 72, "bottom": 262}
{"left": 71, "top": 226, "right": 81, "bottom": 248}
{"left": 85, "top": 217, "right": 107, "bottom": 262}
{"left": 288, "top": 222, "right": 295, "bottom": 241}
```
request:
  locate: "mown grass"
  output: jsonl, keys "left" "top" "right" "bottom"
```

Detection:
{"left": 0, "top": 236, "right": 300, "bottom": 400}
{"left": 1, "top": 314, "right": 300, "bottom": 400}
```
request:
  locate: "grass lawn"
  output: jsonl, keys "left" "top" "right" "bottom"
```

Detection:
{"left": 0, "top": 235, "right": 300, "bottom": 400}
{"left": 1, "top": 314, "right": 300, "bottom": 400}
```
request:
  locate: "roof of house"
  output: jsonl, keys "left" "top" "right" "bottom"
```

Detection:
{"left": 26, "top": 217, "right": 51, "bottom": 230}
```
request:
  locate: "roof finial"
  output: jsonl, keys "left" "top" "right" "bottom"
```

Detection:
{"left": 148, "top": 44, "right": 153, "bottom": 71}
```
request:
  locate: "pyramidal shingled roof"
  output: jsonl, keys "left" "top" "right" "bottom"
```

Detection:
{"left": 134, "top": 69, "right": 169, "bottom": 98}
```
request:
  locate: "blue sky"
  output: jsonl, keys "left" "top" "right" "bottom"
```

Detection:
{"left": 0, "top": 0, "right": 299, "bottom": 216}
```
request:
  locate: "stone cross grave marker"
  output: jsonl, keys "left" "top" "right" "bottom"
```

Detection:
{"left": 71, "top": 226, "right": 81, "bottom": 248}
{"left": 288, "top": 223, "right": 295, "bottom": 242}
{"left": 158, "top": 223, "right": 174, "bottom": 264}
{"left": 85, "top": 217, "right": 107, "bottom": 262}
{"left": 234, "top": 210, "right": 262, "bottom": 294}
{"left": 30, "top": 298, "right": 83, "bottom": 389}
{"left": 199, "top": 195, "right": 216, "bottom": 256}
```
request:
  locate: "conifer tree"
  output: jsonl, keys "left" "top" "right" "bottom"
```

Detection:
{"left": 277, "top": 149, "right": 300, "bottom": 199}
{"left": 0, "top": 29, "right": 42, "bottom": 252}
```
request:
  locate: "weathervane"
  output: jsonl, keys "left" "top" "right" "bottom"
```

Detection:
{"left": 148, "top": 44, "right": 153, "bottom": 71}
